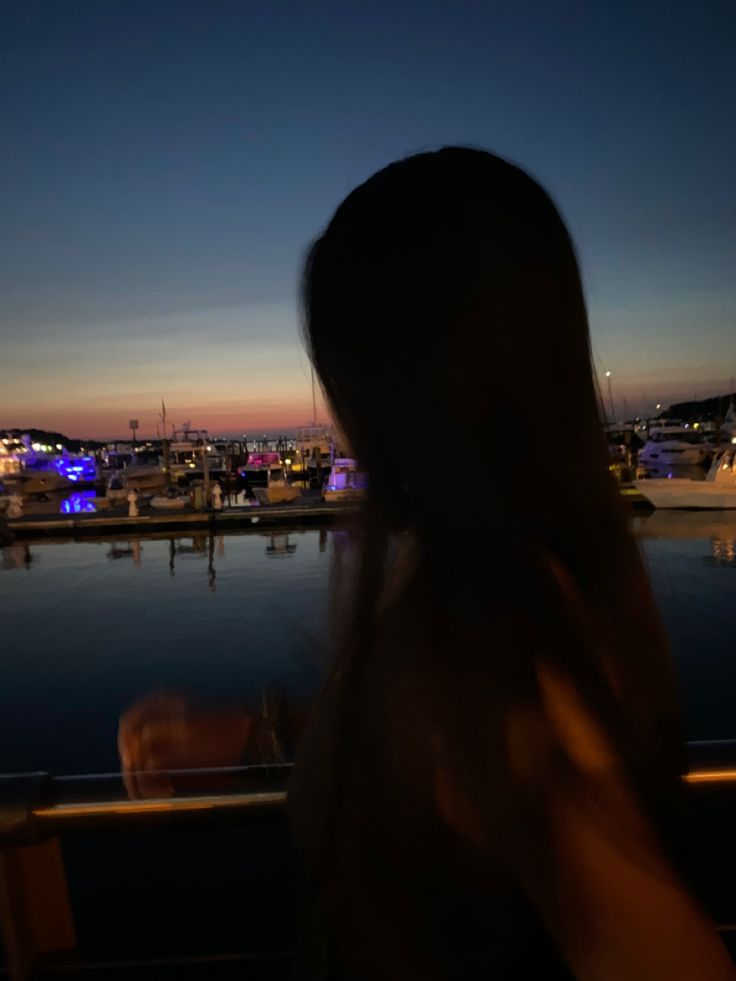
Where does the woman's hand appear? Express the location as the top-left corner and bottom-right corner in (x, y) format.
(117, 691), (252, 799)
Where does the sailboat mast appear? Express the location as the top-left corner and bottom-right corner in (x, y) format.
(311, 365), (317, 425)
(161, 399), (170, 481)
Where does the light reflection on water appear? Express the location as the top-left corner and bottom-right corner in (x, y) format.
(633, 511), (736, 742)
(2, 518), (736, 773)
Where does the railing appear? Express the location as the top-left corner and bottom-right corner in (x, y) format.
(0, 764), (290, 980)
(0, 764), (290, 841)
(2, 746), (736, 979)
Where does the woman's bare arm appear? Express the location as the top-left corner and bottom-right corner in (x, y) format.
(505, 664), (735, 981)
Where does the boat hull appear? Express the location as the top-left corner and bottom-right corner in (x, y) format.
(150, 496), (188, 510)
(639, 448), (709, 467)
(634, 479), (736, 509)
(4, 473), (74, 495)
(106, 468), (168, 492)
(252, 486), (301, 506)
(322, 489), (366, 503)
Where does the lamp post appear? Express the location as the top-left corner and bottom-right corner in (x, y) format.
(605, 371), (615, 425)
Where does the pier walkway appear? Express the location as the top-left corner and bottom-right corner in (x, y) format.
(2, 486), (651, 540)
(3, 493), (361, 539)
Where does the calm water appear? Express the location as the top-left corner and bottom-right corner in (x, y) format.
(2, 516), (736, 775)
(1, 528), (331, 774)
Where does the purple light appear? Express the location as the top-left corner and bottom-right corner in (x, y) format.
(60, 491), (97, 514)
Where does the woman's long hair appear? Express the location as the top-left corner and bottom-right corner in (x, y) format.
(300, 147), (686, 939)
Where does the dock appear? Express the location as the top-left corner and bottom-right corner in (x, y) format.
(3, 494), (360, 540)
(3, 487), (651, 540)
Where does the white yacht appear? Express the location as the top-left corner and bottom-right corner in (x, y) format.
(295, 425), (333, 478)
(635, 448), (736, 509)
(169, 429), (225, 482)
(2, 470), (73, 496)
(102, 443), (166, 498)
(723, 400), (736, 439)
(638, 425), (710, 468)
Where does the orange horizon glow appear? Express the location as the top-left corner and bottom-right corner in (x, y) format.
(0, 398), (331, 441)
(1, 300), (333, 440)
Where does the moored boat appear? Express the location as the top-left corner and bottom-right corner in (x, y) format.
(635, 448), (736, 509)
(322, 458), (367, 503)
(105, 465), (168, 501)
(3, 470), (74, 495)
(240, 450), (283, 486)
(150, 492), (189, 510)
(638, 425), (711, 469)
(252, 465), (301, 505)
(169, 428), (225, 483)
(294, 424), (333, 482)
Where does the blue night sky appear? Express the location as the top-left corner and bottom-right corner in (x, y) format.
(2, 0), (735, 437)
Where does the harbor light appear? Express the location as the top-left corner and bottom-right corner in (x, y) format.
(604, 371), (615, 423)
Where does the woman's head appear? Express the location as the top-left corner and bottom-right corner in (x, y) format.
(303, 147), (605, 529)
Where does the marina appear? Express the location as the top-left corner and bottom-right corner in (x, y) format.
(1, 423), (368, 542)
(5, 412), (736, 979)
(3, 4), (736, 975)
(3, 393), (736, 554)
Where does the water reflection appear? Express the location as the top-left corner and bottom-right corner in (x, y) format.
(633, 510), (736, 541)
(208, 534), (216, 591)
(706, 537), (736, 568)
(265, 533), (297, 556)
(1, 542), (33, 570)
(1, 527), (331, 777)
(107, 541), (143, 562)
(634, 510), (736, 569)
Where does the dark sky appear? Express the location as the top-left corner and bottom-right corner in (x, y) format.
(2, 0), (735, 436)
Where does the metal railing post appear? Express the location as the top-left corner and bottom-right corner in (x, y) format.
(0, 774), (76, 980)
(0, 839), (76, 980)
